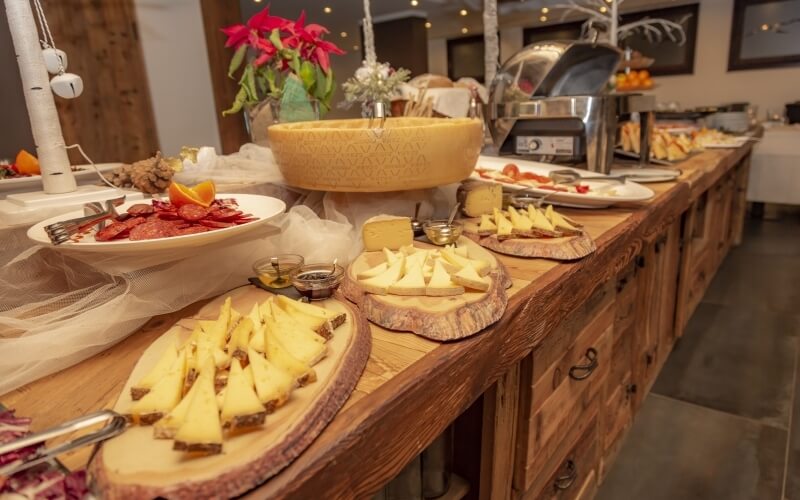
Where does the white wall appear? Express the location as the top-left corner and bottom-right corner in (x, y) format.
(134, 0), (221, 155)
(653, 0), (800, 115)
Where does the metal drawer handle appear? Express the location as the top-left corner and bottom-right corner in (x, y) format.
(554, 459), (577, 490)
(569, 348), (598, 380)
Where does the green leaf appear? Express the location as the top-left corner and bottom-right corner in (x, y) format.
(265, 66), (278, 93)
(299, 61), (316, 91)
(222, 87), (248, 116)
(227, 44), (247, 78)
(269, 29), (283, 50)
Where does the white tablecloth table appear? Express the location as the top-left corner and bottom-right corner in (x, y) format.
(748, 124), (800, 205)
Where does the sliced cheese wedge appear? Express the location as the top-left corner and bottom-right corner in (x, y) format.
(528, 205), (555, 231)
(508, 206), (534, 231)
(269, 302), (326, 345)
(264, 328), (317, 386)
(478, 214), (497, 233)
(451, 263), (491, 292)
(131, 349), (188, 425)
(426, 259), (465, 297)
(383, 247), (399, 265)
(441, 249), (490, 277)
(173, 360), (223, 454)
(359, 255), (405, 295)
(131, 340), (178, 401)
(247, 348), (294, 412)
(362, 215), (413, 251)
(264, 313), (327, 366)
(388, 262), (427, 296)
(357, 261), (388, 280)
(220, 360), (266, 429)
(493, 208), (513, 237)
(227, 317), (253, 361)
(274, 295), (346, 338)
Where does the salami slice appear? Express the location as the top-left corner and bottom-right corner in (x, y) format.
(177, 204), (209, 221)
(124, 217), (147, 229)
(129, 221), (178, 241)
(177, 226), (210, 235)
(210, 209), (242, 221)
(95, 222), (129, 241)
(127, 203), (154, 215)
(198, 220), (236, 229)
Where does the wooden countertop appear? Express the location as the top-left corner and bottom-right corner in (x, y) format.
(1, 144), (754, 498)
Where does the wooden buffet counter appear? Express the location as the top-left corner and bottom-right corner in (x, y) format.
(2, 143), (753, 499)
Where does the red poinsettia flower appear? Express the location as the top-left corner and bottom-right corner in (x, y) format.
(221, 24), (250, 48)
(247, 6), (290, 33)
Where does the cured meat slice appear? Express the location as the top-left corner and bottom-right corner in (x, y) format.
(127, 203), (154, 215)
(177, 204), (209, 221)
(95, 222), (129, 241)
(177, 226), (210, 235)
(210, 209), (243, 221)
(198, 220), (235, 229)
(124, 217), (147, 229)
(129, 221), (178, 241)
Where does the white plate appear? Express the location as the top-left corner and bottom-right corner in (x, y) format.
(0, 163), (122, 194)
(702, 136), (752, 148)
(27, 193), (286, 253)
(611, 167), (681, 183)
(474, 156), (655, 209)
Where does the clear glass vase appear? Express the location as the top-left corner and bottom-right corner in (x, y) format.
(244, 98), (320, 145)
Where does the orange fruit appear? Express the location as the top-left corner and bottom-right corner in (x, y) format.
(168, 180), (216, 207)
(15, 149), (40, 175)
(639, 70), (650, 79)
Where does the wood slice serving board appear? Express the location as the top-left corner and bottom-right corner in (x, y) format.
(464, 230), (597, 260)
(340, 237), (511, 341)
(89, 286), (371, 500)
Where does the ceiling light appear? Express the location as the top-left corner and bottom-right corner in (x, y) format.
(353, 44), (360, 50)
(761, 23), (770, 30)
(540, 15), (548, 22)
(254, 0), (262, 3)
(461, 27), (469, 34)
(425, 21), (432, 28)
(340, 31), (348, 38)
(599, 6), (607, 12)
(411, 0), (419, 5)
(541, 7), (549, 13)
(323, 6), (332, 14)
(460, 9), (468, 16)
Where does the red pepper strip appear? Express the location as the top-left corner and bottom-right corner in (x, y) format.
(575, 184), (590, 194)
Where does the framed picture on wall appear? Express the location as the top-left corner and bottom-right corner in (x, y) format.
(522, 21), (584, 45)
(728, 0), (800, 70)
(447, 35), (488, 82)
(619, 4), (699, 76)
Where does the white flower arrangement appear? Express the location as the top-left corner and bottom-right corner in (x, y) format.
(341, 61), (411, 109)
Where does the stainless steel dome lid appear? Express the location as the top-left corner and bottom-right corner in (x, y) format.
(490, 40), (622, 102)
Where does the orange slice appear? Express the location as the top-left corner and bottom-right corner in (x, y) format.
(15, 150), (40, 175)
(168, 180), (216, 207)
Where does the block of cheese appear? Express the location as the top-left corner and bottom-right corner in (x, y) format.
(362, 215), (413, 251)
(462, 182), (503, 217)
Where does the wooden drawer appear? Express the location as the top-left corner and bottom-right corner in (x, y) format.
(524, 410), (600, 500)
(514, 284), (614, 494)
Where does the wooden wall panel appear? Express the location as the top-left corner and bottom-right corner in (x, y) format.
(43, 0), (158, 164)
(200, 0), (249, 154)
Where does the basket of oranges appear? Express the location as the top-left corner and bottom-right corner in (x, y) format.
(615, 70), (654, 92)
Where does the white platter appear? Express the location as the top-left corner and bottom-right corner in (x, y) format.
(27, 193), (286, 253)
(610, 166), (681, 183)
(0, 163), (122, 194)
(474, 155), (655, 209)
(702, 136), (752, 149)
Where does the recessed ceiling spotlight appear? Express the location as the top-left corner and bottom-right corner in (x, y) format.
(425, 21), (432, 28)
(353, 44), (360, 50)
(540, 15), (548, 22)
(323, 6), (332, 14)
(761, 23), (769, 30)
(541, 7), (549, 13)
(599, 6), (607, 12)
(340, 31), (348, 38)
(254, 0), (262, 3)
(460, 9), (468, 16)
(411, 0), (419, 6)
(461, 27), (469, 34)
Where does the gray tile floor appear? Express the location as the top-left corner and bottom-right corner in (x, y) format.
(597, 214), (800, 500)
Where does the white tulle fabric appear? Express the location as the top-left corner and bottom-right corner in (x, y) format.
(0, 144), (458, 394)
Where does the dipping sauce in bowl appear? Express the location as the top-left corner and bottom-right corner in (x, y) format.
(423, 219), (464, 246)
(291, 263), (344, 300)
(253, 254), (304, 289)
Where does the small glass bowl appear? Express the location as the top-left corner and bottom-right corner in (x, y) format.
(423, 220), (464, 246)
(253, 254), (304, 289)
(290, 263), (345, 300)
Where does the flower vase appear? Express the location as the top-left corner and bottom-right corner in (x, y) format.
(245, 97), (320, 145)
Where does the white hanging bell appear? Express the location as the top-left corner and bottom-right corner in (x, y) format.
(50, 72), (84, 99)
(42, 47), (67, 74)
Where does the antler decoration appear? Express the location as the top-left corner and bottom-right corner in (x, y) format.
(483, 0), (499, 84)
(363, 0), (377, 65)
(555, 0), (688, 47)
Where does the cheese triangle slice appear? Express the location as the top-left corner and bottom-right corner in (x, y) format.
(358, 255), (405, 295)
(173, 359), (223, 454)
(528, 205), (555, 231)
(131, 349), (188, 425)
(383, 247), (399, 265)
(247, 348), (295, 412)
(227, 317), (253, 361)
(426, 259), (465, 297)
(131, 340), (178, 400)
(269, 302), (326, 345)
(508, 206), (534, 231)
(441, 249), (490, 277)
(220, 360), (266, 429)
(451, 263), (491, 292)
(264, 313), (327, 366)
(388, 262), (427, 296)
(493, 208), (513, 236)
(478, 214), (497, 233)
(153, 357), (213, 439)
(357, 261), (388, 280)
(264, 327), (317, 386)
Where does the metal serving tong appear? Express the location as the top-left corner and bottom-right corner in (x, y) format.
(0, 410), (126, 477)
(548, 169), (628, 185)
(43, 196), (126, 245)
